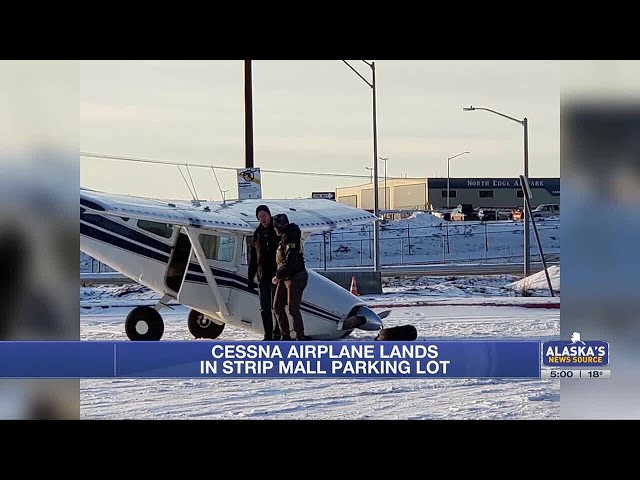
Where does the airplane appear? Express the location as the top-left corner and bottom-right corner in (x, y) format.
(80, 187), (414, 342)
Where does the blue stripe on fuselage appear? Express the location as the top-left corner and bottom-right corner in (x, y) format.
(81, 214), (343, 323)
(81, 210), (172, 254)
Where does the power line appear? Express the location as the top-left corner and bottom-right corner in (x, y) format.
(79, 151), (424, 181)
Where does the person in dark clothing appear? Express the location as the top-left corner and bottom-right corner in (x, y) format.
(271, 213), (310, 341)
(247, 205), (281, 341)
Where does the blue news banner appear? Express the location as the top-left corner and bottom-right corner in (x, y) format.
(0, 341), (541, 379)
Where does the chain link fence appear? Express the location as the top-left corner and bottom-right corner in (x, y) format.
(305, 220), (560, 269)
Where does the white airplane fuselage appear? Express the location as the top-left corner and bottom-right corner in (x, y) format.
(80, 209), (377, 339)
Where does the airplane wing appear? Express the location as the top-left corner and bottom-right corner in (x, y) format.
(80, 188), (255, 233)
(80, 189), (378, 234)
(215, 198), (378, 233)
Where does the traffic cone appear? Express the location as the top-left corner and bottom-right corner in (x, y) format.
(350, 276), (359, 296)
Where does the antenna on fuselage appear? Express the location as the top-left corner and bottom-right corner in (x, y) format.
(177, 165), (199, 206)
(210, 166), (226, 203)
(185, 164), (200, 206)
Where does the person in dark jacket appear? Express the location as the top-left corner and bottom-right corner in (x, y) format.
(247, 205), (281, 341)
(271, 213), (310, 341)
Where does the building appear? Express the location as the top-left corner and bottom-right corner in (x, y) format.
(335, 177), (559, 213)
(427, 177), (559, 209)
(335, 178), (428, 212)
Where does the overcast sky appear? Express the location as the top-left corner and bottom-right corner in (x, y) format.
(80, 60), (560, 200)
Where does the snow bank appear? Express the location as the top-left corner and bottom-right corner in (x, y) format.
(506, 265), (560, 293)
(394, 211), (445, 227)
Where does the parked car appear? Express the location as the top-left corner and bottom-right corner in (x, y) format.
(496, 210), (512, 220)
(532, 203), (560, 219)
(451, 204), (479, 221)
(478, 209), (497, 221)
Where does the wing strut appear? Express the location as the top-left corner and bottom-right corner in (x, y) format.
(182, 227), (231, 319)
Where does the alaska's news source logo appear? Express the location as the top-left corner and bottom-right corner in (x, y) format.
(543, 332), (609, 366)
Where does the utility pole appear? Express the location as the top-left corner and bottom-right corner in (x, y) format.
(244, 60), (254, 168)
(380, 157), (389, 210)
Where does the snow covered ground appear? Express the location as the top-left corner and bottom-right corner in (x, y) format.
(80, 272), (560, 420)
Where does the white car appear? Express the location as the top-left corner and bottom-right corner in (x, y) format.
(532, 204), (559, 219)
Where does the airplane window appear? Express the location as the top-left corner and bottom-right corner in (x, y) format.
(137, 219), (174, 238)
(199, 234), (235, 262)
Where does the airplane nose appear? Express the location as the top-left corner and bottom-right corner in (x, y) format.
(337, 305), (383, 332)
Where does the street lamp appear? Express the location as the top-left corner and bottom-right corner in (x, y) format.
(343, 60), (381, 272)
(365, 166), (373, 184)
(463, 105), (530, 275)
(447, 151), (470, 209)
(379, 157), (389, 210)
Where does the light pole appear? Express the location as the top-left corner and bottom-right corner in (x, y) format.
(343, 60), (380, 272)
(379, 157), (389, 210)
(447, 151), (470, 209)
(463, 105), (530, 275)
(365, 166), (373, 184)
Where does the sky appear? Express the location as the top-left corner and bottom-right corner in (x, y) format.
(80, 60), (560, 201)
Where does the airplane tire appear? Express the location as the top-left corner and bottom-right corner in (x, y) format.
(188, 309), (225, 339)
(125, 306), (164, 341)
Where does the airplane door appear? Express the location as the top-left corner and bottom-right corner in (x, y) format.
(166, 229), (235, 315)
(165, 232), (191, 294)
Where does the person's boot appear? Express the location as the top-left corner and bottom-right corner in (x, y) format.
(260, 310), (275, 341)
(272, 328), (281, 341)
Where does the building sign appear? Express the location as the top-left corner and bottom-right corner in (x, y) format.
(466, 179), (547, 188)
(312, 192), (336, 200)
(427, 178), (560, 196)
(237, 168), (262, 200)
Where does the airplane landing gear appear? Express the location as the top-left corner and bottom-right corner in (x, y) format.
(188, 309), (225, 339)
(125, 306), (165, 341)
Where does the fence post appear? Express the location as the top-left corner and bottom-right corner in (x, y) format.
(400, 237), (404, 264)
(329, 232), (332, 261)
(446, 222), (450, 253)
(323, 232), (327, 270)
(442, 235), (446, 263)
(360, 239), (363, 266)
(484, 221), (488, 260)
(407, 225), (411, 255)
